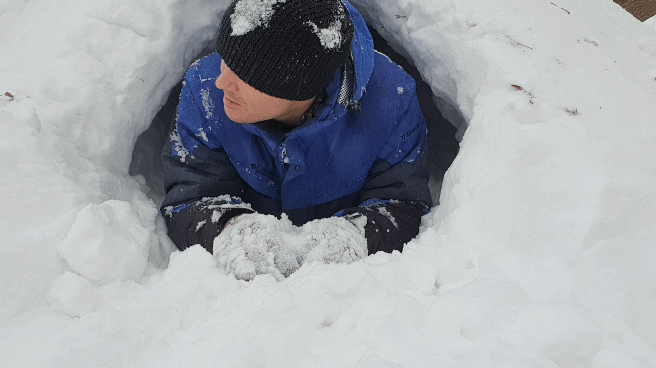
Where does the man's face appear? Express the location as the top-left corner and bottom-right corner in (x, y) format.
(215, 60), (297, 124)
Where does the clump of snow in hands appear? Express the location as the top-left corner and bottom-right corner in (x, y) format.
(230, 0), (285, 36)
(2, 0), (656, 367)
(214, 214), (367, 281)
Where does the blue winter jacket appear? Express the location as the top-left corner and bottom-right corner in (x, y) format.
(161, 2), (432, 254)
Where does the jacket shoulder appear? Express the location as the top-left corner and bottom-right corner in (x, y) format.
(357, 51), (420, 133)
(184, 52), (222, 88)
(367, 51), (417, 94)
(176, 52), (226, 150)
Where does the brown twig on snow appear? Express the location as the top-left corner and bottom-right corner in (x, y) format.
(550, 2), (571, 15)
(511, 85), (535, 104)
(4, 92), (14, 101)
(507, 36), (534, 50)
(566, 108), (579, 116)
(516, 42), (533, 50)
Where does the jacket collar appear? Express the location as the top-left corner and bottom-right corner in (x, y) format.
(317, 1), (374, 120)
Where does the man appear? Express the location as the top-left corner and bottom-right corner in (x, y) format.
(161, 0), (432, 280)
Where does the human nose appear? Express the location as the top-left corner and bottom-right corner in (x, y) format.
(215, 62), (234, 91)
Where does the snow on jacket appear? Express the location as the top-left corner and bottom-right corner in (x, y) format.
(161, 1), (432, 254)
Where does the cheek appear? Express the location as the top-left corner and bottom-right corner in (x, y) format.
(247, 96), (288, 118)
(225, 85), (293, 123)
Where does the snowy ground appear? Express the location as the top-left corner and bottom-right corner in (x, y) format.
(2, 0), (656, 367)
(646, 13), (656, 30)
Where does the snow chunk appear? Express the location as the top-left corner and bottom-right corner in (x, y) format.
(57, 200), (155, 284)
(46, 272), (96, 317)
(397, 86), (404, 94)
(163, 205), (174, 217)
(230, 0), (285, 36)
(307, 19), (343, 49)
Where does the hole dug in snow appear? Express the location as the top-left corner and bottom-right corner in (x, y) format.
(130, 29), (462, 207)
(368, 27), (461, 204)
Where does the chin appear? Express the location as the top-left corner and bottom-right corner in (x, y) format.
(224, 107), (255, 124)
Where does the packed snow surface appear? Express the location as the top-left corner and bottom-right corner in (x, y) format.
(2, 0), (656, 367)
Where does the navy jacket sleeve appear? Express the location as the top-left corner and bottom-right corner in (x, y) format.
(338, 83), (432, 254)
(160, 75), (253, 252)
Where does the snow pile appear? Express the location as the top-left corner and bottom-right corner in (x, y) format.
(2, 0), (656, 367)
(58, 200), (156, 284)
(0, 0), (224, 325)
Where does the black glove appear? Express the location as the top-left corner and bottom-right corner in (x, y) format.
(162, 195), (254, 252)
(339, 200), (429, 254)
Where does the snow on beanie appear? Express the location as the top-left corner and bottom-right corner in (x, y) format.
(216, 0), (354, 101)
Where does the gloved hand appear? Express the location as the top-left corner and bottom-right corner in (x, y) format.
(213, 213), (300, 281)
(301, 217), (368, 264)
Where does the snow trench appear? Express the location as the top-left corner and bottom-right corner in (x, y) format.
(4, 1), (656, 366)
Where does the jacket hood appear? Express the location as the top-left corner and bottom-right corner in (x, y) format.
(343, 0), (374, 102)
(303, 1), (373, 126)
(242, 1), (374, 138)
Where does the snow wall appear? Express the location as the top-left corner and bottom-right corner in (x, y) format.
(2, 0), (656, 367)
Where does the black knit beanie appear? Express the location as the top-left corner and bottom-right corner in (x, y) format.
(216, 0), (354, 101)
